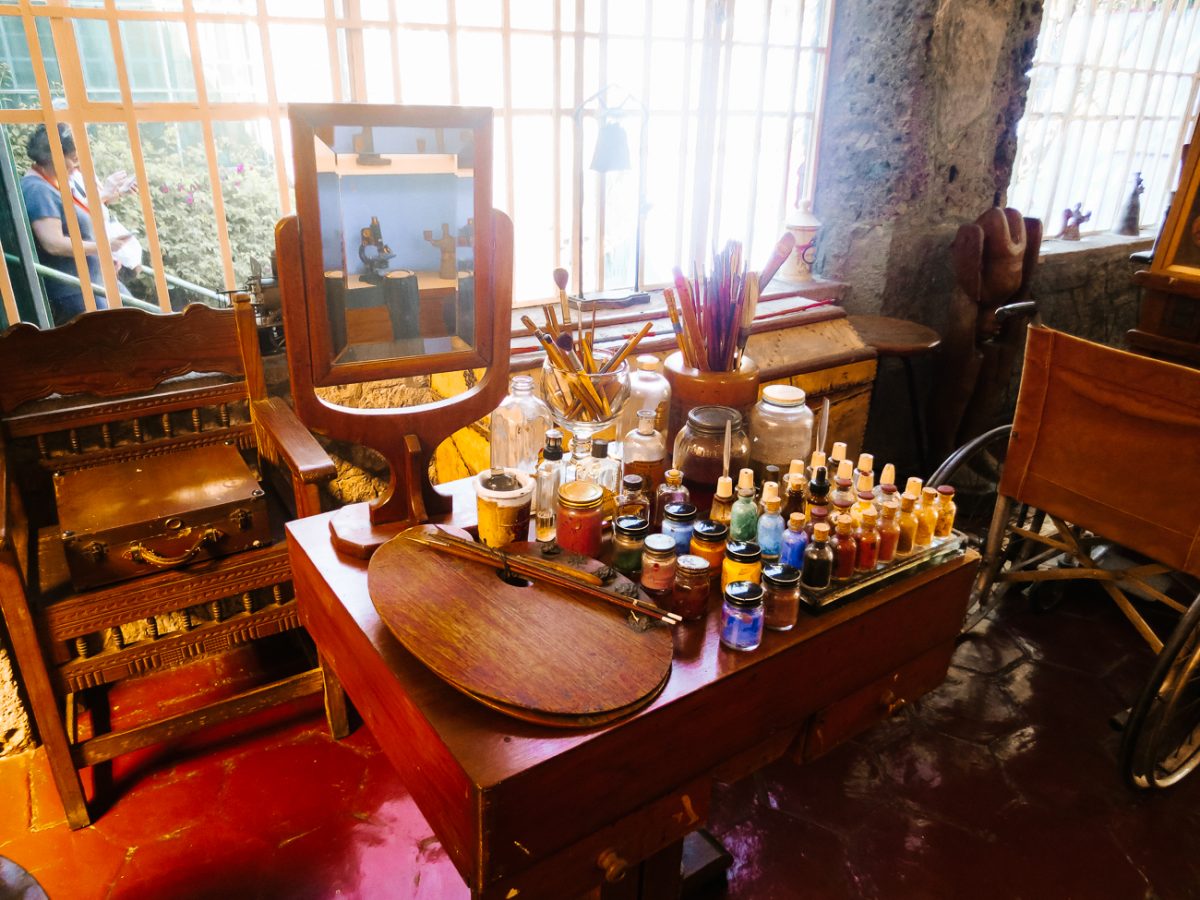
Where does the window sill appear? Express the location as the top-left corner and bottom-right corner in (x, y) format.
(507, 274), (849, 370)
(1038, 230), (1155, 260)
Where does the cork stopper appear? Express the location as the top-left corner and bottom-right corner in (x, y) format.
(937, 485), (956, 497)
(737, 468), (756, 492)
(810, 449), (827, 470)
(862, 505), (878, 524)
(835, 514), (854, 534)
(764, 495), (781, 513)
(880, 463), (896, 486)
(881, 499), (900, 518)
(665, 468), (683, 486)
(905, 476), (924, 496)
(856, 452), (873, 473)
(761, 481), (780, 503)
(900, 491), (917, 510)
(715, 475), (733, 499)
(830, 441), (847, 463)
(836, 458), (854, 481)
(788, 512), (805, 530)
(812, 522), (831, 541)
(856, 472), (873, 494)
(788, 458), (805, 478)
(921, 486), (938, 502)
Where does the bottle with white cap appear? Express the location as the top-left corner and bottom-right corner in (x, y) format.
(748, 383), (814, 481)
(618, 354), (671, 438)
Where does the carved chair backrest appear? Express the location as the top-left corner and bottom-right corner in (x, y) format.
(0, 305), (260, 536)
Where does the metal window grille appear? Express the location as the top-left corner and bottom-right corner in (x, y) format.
(0, 0), (833, 326)
(1008, 0), (1200, 237)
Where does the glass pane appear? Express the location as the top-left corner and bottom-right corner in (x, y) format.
(194, 0), (256, 10)
(269, 24), (332, 102)
(72, 18), (120, 102)
(0, 17), (62, 108)
(359, 0), (390, 20)
(119, 21), (197, 102)
(457, 32), (503, 107)
(400, 0), (446, 25)
(115, 0), (183, 10)
(456, 0), (501, 28)
(732, 0), (768, 43)
(362, 28), (396, 103)
(138, 121), (225, 297)
(510, 0), (554, 31)
(198, 22), (267, 103)
(607, 0), (646, 37)
(510, 115), (554, 303)
(509, 34), (553, 109)
(645, 39), (686, 111)
(214, 120), (281, 286)
(397, 29), (450, 104)
(267, 0), (324, 16)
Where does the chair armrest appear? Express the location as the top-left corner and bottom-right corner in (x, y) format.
(251, 397), (337, 485)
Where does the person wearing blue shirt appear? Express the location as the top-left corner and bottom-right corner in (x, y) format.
(20, 124), (133, 325)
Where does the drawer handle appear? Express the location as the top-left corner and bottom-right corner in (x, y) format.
(597, 848), (629, 883)
(126, 528), (225, 568)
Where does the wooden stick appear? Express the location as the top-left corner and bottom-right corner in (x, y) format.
(758, 232), (797, 290)
(416, 528), (605, 585)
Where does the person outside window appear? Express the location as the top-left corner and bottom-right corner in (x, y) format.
(20, 123), (136, 325)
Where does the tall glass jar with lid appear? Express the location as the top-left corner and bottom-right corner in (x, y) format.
(490, 374), (553, 474)
(672, 405), (750, 515)
(748, 385), (813, 481)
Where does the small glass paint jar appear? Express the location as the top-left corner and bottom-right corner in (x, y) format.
(934, 485), (957, 538)
(720, 581), (765, 652)
(878, 499), (901, 563)
(639, 533), (678, 600)
(801, 522), (834, 591)
(662, 501), (697, 555)
(611, 515), (649, 578)
(856, 506), (880, 571)
(556, 480), (604, 558)
(721, 540), (762, 591)
(689, 519), (728, 574)
(897, 492), (918, 556)
(762, 563), (801, 631)
(672, 554), (711, 621)
(915, 486), (939, 549)
(831, 514), (857, 582)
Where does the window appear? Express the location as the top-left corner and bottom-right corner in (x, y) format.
(1008, 0), (1200, 237)
(0, 0), (832, 326)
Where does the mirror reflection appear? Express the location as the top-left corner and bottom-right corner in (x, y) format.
(315, 125), (476, 363)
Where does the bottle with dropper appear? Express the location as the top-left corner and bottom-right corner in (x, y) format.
(805, 465), (830, 522)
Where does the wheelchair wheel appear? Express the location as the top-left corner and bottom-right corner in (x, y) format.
(1120, 593), (1200, 789)
(929, 425), (1039, 632)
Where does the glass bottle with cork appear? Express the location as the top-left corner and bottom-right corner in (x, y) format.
(617, 474), (651, 521)
(781, 512), (808, 568)
(827, 442), (848, 482)
(654, 468), (690, 528)
(757, 484), (785, 564)
(801, 522), (834, 591)
(782, 459), (808, 522)
(856, 506), (880, 571)
(623, 409), (668, 494)
(709, 475), (735, 527)
(729, 468), (759, 543)
(534, 429), (564, 542)
(830, 458), (856, 508)
(831, 514), (858, 581)
(807, 449), (827, 483)
(853, 476), (877, 528)
(934, 485), (957, 538)
(490, 374), (552, 475)
(914, 486), (939, 549)
(806, 505), (830, 539)
(896, 492), (919, 555)
(877, 462), (899, 510)
(878, 499), (901, 563)
(853, 452), (874, 492)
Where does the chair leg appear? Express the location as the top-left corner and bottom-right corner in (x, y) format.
(320, 653), (351, 740)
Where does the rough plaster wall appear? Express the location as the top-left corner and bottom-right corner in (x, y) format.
(0, 643), (32, 754)
(814, 0), (1043, 329)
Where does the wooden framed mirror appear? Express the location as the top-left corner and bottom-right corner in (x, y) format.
(277, 104), (512, 555)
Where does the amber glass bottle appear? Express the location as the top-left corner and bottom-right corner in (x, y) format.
(830, 514), (857, 581)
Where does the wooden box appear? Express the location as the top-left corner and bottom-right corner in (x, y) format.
(53, 443), (271, 591)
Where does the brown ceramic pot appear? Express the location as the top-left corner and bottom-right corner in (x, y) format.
(662, 351), (760, 447)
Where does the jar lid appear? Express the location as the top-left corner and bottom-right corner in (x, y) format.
(685, 405), (743, 435)
(725, 540), (761, 562)
(664, 501), (697, 522)
(693, 519), (729, 542)
(762, 384), (807, 407)
(558, 480), (604, 509)
(622, 474), (644, 490)
(644, 533), (676, 554)
(810, 505), (829, 520)
(480, 467), (523, 492)
(614, 515), (649, 536)
(636, 354), (662, 372)
(937, 485), (956, 497)
(724, 580), (765, 608)
(677, 554), (709, 574)
(763, 563), (801, 586)
(592, 438), (611, 458)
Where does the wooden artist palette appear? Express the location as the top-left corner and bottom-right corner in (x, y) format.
(368, 525), (673, 727)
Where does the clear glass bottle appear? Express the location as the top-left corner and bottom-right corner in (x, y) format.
(762, 563), (801, 631)
(662, 501), (698, 555)
(757, 494), (785, 563)
(534, 429), (564, 542)
(721, 581), (766, 652)
(801, 522), (834, 591)
(878, 463), (898, 499)
(934, 485), (957, 538)
(563, 435), (593, 484)
(827, 442), (848, 481)
(856, 505), (880, 571)
(853, 484), (876, 529)
(781, 512), (808, 569)
(897, 492), (919, 556)
(617, 474), (651, 521)
(748, 385), (813, 481)
(729, 469), (759, 543)
(580, 438), (620, 520)
(612, 515), (649, 578)
(619, 355), (671, 437)
(878, 499), (901, 563)
(831, 514), (857, 581)
(915, 486), (939, 549)
(654, 468), (690, 528)
(623, 409), (668, 494)
(709, 475), (734, 527)
(853, 452), (874, 491)
(830, 462), (855, 510)
(782, 459), (808, 522)
(672, 405), (751, 514)
(490, 374), (552, 475)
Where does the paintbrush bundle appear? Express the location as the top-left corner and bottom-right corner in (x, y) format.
(665, 233), (796, 373)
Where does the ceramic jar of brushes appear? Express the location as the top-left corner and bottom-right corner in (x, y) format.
(662, 351), (760, 447)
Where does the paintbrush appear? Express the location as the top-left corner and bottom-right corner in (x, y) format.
(758, 232), (797, 290)
(553, 267), (571, 326)
(734, 272), (759, 369)
(723, 418), (731, 479)
(817, 397), (830, 457)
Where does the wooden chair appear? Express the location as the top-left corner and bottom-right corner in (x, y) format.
(0, 296), (336, 828)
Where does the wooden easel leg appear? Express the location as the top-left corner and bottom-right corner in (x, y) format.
(320, 654), (351, 740)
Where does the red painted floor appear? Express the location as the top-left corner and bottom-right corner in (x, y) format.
(2, 584), (1199, 899)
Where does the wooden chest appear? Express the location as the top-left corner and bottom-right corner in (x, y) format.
(53, 443), (271, 591)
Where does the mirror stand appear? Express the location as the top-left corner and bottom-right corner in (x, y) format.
(275, 210), (513, 558)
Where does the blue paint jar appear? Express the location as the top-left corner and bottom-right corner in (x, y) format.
(720, 581), (765, 652)
(661, 501), (697, 555)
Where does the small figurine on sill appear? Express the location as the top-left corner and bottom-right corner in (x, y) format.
(1114, 172), (1144, 236)
(357, 216), (395, 282)
(424, 222), (459, 279)
(1059, 203), (1091, 241)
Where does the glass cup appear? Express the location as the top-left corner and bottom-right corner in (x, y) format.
(474, 468), (534, 548)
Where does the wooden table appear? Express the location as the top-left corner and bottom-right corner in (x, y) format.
(287, 510), (977, 899)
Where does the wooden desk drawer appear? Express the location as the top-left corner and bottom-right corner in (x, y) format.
(481, 778), (710, 900)
(795, 639), (957, 763)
